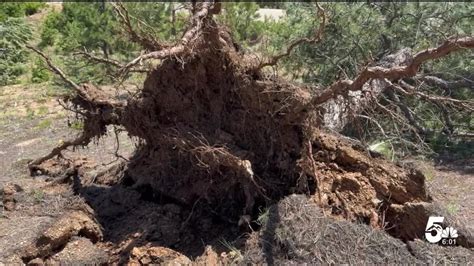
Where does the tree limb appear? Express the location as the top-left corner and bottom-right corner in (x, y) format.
(258, 3), (326, 69)
(396, 80), (474, 111)
(385, 89), (427, 135)
(73, 50), (149, 73)
(28, 133), (90, 174)
(111, 2), (166, 51)
(120, 1), (214, 75)
(418, 74), (474, 91)
(312, 36), (474, 105)
(26, 45), (81, 92)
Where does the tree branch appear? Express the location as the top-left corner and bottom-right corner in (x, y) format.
(27, 45), (124, 108)
(111, 2), (165, 51)
(26, 45), (81, 92)
(258, 3), (326, 69)
(120, 1), (214, 75)
(73, 50), (149, 73)
(312, 36), (474, 105)
(385, 89), (427, 135)
(418, 74), (474, 92)
(28, 133), (90, 174)
(396, 80), (474, 111)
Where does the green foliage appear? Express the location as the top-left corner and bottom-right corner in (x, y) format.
(263, 3), (473, 157)
(31, 58), (50, 83)
(218, 3), (265, 46)
(39, 3), (183, 84)
(369, 141), (395, 161)
(0, 18), (32, 86)
(0, 2), (45, 22)
(124, 3), (187, 43)
(36, 119), (52, 130)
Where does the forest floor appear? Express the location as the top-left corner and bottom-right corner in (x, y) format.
(1, 83), (473, 264)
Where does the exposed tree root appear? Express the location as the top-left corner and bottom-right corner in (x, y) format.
(28, 1), (474, 247)
(28, 134), (90, 175)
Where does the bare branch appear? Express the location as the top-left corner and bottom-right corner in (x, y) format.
(396, 80), (474, 111)
(385, 89), (427, 135)
(28, 46), (124, 108)
(258, 3), (326, 69)
(120, 1), (214, 75)
(111, 2), (165, 51)
(73, 50), (149, 73)
(26, 45), (80, 92)
(312, 36), (474, 105)
(418, 74), (474, 91)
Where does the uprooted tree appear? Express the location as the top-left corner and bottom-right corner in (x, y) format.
(28, 2), (473, 241)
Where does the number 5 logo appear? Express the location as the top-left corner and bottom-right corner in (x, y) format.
(425, 216), (444, 243)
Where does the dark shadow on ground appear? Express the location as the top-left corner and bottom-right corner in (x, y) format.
(73, 174), (245, 263)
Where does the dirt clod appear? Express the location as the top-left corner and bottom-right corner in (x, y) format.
(22, 210), (103, 261)
(47, 237), (108, 265)
(2, 184), (17, 211)
(386, 202), (474, 248)
(27, 258), (44, 265)
(194, 246), (227, 265)
(129, 245), (191, 265)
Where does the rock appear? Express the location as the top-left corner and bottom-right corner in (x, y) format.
(129, 245), (191, 265)
(47, 237), (108, 265)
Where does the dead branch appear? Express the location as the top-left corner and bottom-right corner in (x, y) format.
(26, 45), (81, 92)
(119, 1), (214, 75)
(258, 3), (326, 69)
(28, 46), (125, 109)
(73, 50), (149, 73)
(396, 80), (474, 111)
(111, 2), (165, 51)
(312, 36), (474, 106)
(385, 89), (427, 135)
(418, 74), (474, 92)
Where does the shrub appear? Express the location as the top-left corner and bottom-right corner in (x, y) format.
(0, 18), (32, 86)
(31, 58), (50, 83)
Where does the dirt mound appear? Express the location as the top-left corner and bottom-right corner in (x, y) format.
(47, 237), (108, 265)
(407, 239), (474, 264)
(129, 245), (192, 265)
(241, 194), (474, 264)
(242, 194), (421, 264)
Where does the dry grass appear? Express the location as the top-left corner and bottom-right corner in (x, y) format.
(243, 194), (420, 264)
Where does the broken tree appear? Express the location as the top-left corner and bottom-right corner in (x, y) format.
(29, 2), (474, 240)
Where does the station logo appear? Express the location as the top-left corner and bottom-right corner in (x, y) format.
(425, 216), (458, 246)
